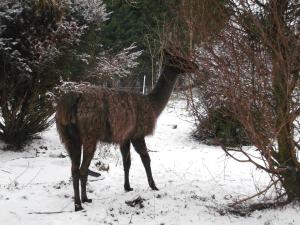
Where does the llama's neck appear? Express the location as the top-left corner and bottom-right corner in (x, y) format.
(147, 65), (179, 116)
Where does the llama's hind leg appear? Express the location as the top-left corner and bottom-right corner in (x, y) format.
(120, 140), (133, 191)
(131, 138), (158, 191)
(80, 139), (97, 203)
(66, 140), (83, 211)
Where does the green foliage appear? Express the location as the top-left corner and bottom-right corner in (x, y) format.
(0, 0), (106, 149)
(55, 24), (103, 82)
(210, 108), (249, 146)
(101, 0), (167, 51)
(0, 0), (64, 149)
(0, 94), (54, 149)
(100, 0), (174, 86)
(194, 108), (249, 147)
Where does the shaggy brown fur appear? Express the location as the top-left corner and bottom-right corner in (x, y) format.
(55, 50), (196, 211)
(57, 88), (156, 144)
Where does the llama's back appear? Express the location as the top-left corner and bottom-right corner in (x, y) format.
(75, 86), (156, 144)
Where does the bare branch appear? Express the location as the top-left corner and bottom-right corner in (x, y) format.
(229, 179), (279, 207)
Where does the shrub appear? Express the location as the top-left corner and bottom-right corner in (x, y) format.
(193, 107), (249, 146)
(0, 0), (108, 149)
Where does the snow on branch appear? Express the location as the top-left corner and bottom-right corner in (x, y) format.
(90, 44), (143, 80)
(55, 44), (142, 95)
(69, 0), (110, 23)
(0, 0), (108, 76)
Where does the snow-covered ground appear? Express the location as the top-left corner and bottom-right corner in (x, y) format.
(0, 98), (299, 225)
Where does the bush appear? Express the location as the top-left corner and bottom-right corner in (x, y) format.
(0, 0), (107, 149)
(0, 94), (53, 149)
(193, 107), (249, 146)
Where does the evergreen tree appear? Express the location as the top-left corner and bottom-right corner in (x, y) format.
(101, 0), (174, 88)
(0, 0), (108, 148)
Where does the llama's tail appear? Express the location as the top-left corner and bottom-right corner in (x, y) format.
(55, 93), (81, 145)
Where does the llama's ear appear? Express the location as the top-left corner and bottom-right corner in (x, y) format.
(188, 60), (199, 73)
(163, 48), (181, 64)
(163, 48), (173, 58)
(163, 48), (199, 73)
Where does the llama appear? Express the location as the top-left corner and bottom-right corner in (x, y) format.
(55, 50), (196, 211)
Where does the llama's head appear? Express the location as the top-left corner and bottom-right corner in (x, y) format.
(163, 49), (198, 75)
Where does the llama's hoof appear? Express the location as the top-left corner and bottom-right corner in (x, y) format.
(124, 185), (133, 192)
(151, 185), (159, 191)
(75, 204), (84, 211)
(82, 198), (92, 203)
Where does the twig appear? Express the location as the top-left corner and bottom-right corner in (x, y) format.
(115, 211), (120, 225)
(60, 200), (73, 211)
(1, 169), (11, 174)
(89, 177), (105, 182)
(229, 180), (279, 207)
(24, 168), (43, 187)
(8, 162), (30, 186)
(9, 156), (37, 161)
(127, 214), (133, 224)
(221, 144), (278, 174)
(28, 210), (74, 215)
(29, 200), (74, 215)
(224, 198), (292, 217)
(153, 195), (156, 221)
(147, 148), (158, 152)
(92, 197), (112, 201)
(202, 159), (219, 184)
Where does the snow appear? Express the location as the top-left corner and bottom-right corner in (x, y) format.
(0, 98), (300, 225)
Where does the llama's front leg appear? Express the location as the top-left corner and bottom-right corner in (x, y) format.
(71, 162), (82, 211)
(66, 140), (83, 211)
(131, 138), (158, 190)
(80, 140), (97, 203)
(120, 140), (133, 191)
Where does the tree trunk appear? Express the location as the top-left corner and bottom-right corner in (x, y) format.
(269, 0), (300, 200)
(272, 55), (300, 199)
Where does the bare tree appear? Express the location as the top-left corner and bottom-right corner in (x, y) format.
(174, 0), (300, 202)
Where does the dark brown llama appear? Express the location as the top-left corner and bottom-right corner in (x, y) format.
(55, 50), (196, 211)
